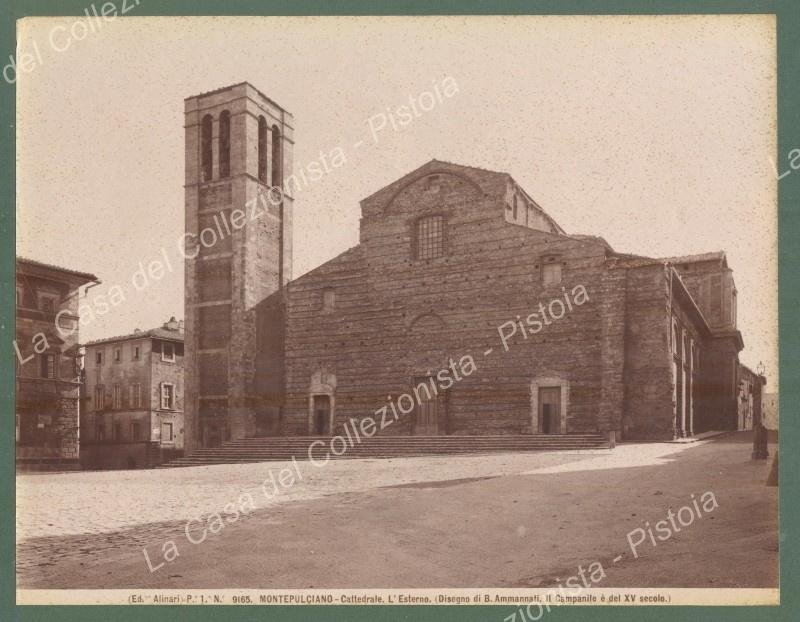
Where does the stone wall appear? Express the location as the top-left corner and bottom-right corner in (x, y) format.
(674, 259), (736, 331)
(282, 162), (614, 436)
(617, 264), (671, 439)
(184, 83), (294, 450)
(701, 335), (741, 431)
(16, 265), (86, 463)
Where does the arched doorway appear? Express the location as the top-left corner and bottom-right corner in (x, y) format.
(307, 371), (336, 435)
(312, 395), (332, 435)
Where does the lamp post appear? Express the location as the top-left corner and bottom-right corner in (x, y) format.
(751, 361), (768, 460)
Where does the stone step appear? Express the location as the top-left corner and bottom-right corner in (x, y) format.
(158, 434), (610, 468)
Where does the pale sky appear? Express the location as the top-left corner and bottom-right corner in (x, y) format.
(15, 15), (778, 387)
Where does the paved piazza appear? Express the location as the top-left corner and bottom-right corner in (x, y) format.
(18, 449), (612, 542)
(16, 435), (779, 589)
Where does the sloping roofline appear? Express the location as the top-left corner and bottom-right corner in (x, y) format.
(185, 81), (290, 113)
(84, 326), (184, 347)
(17, 256), (99, 284)
(360, 159), (566, 234)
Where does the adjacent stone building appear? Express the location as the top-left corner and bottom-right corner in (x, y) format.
(183, 82), (749, 450)
(15, 257), (98, 470)
(81, 318), (185, 468)
(736, 363), (762, 432)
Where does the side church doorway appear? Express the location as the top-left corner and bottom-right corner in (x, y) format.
(313, 395), (331, 435)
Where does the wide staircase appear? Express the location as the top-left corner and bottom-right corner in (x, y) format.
(159, 433), (611, 468)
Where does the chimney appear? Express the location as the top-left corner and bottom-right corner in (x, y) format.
(164, 316), (179, 331)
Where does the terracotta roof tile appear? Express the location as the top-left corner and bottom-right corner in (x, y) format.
(16, 256), (98, 282)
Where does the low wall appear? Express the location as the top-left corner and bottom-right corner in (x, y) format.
(80, 441), (183, 470)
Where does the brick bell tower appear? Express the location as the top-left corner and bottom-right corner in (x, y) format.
(184, 83), (293, 452)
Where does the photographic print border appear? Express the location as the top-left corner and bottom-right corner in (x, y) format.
(1, 1), (796, 620)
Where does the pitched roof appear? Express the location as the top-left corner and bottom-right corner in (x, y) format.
(185, 81), (290, 114)
(360, 159), (508, 204)
(361, 159), (568, 234)
(606, 250), (728, 270)
(660, 251), (726, 266)
(568, 234), (614, 251)
(84, 325), (184, 347)
(16, 256), (99, 283)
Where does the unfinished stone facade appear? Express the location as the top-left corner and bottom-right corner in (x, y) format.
(184, 83), (747, 446)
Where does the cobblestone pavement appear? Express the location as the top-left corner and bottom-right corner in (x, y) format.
(16, 435), (778, 590)
(17, 449), (610, 549)
(17, 450), (605, 582)
(16, 443), (700, 584)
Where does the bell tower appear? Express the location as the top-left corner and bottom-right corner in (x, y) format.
(183, 83), (293, 451)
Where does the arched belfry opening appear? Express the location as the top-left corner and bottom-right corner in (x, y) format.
(271, 124), (281, 186)
(258, 115), (268, 183)
(200, 114), (213, 182)
(218, 110), (231, 178)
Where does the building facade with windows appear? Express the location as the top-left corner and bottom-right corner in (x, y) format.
(81, 317), (184, 469)
(736, 363), (763, 432)
(183, 83), (748, 450)
(15, 257), (99, 470)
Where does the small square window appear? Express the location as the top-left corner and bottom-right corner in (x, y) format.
(542, 262), (562, 286)
(322, 288), (335, 314)
(39, 295), (56, 314)
(162, 343), (175, 362)
(40, 353), (57, 379)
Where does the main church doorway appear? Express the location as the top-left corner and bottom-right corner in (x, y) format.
(538, 386), (562, 434)
(412, 376), (446, 435)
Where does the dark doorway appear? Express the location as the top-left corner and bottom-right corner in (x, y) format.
(313, 395), (331, 435)
(203, 423), (222, 448)
(17, 410), (46, 446)
(412, 377), (446, 435)
(539, 386), (561, 434)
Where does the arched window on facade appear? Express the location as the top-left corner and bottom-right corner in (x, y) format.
(671, 319), (679, 355)
(258, 116), (268, 183)
(271, 125), (281, 186)
(218, 110), (231, 178)
(200, 114), (213, 182)
(682, 331), (689, 364)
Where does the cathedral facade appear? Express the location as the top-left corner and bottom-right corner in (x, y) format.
(183, 83), (745, 452)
